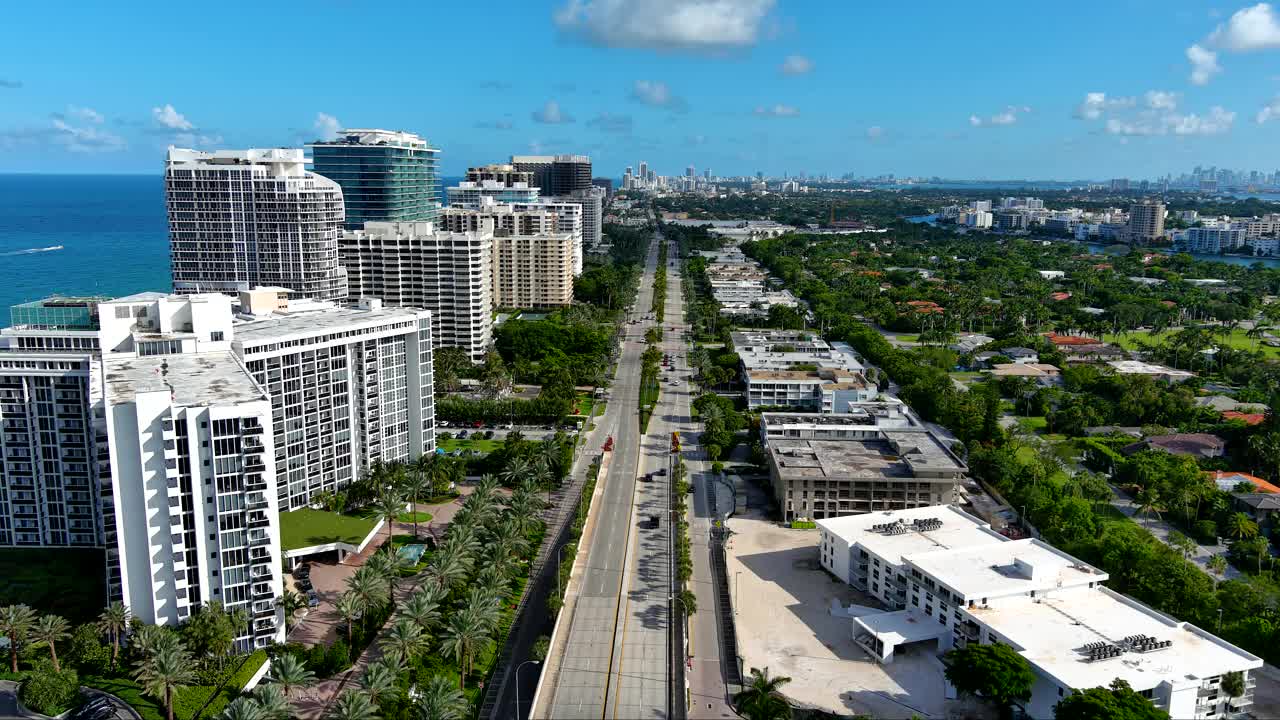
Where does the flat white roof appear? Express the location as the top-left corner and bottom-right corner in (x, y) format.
(103, 352), (267, 407)
(234, 305), (429, 345)
(854, 609), (949, 646)
(906, 538), (1106, 600)
(817, 506), (1004, 562)
(971, 587), (1261, 692)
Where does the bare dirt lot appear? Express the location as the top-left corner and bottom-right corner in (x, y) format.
(725, 514), (989, 719)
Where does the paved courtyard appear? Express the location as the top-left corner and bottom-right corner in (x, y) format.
(724, 515), (988, 719)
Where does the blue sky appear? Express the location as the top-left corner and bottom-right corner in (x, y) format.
(3, 0), (1280, 179)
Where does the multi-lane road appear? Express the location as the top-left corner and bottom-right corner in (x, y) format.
(540, 216), (735, 719)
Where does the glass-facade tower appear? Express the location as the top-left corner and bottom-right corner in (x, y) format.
(311, 129), (441, 230)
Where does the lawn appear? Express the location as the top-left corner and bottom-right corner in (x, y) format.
(278, 508), (379, 551)
(437, 437), (502, 454)
(397, 510), (434, 524)
(0, 548), (105, 622)
(1017, 415), (1048, 433)
(1104, 328), (1280, 358)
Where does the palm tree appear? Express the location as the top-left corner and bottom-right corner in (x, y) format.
(400, 590), (441, 636)
(252, 682), (291, 720)
(380, 618), (429, 662)
(269, 653), (316, 699)
(31, 614), (71, 672)
(463, 588), (501, 634)
(132, 623), (179, 660)
(335, 591), (362, 646)
(1207, 554), (1229, 578)
(1134, 488), (1165, 527)
(346, 566), (389, 619)
(217, 697), (265, 720)
(400, 469), (430, 539)
(98, 601), (130, 671)
(369, 546), (414, 609)
(1225, 512), (1260, 541)
(426, 544), (472, 596)
(440, 611), (487, 688)
(414, 675), (469, 720)
(135, 644), (197, 720)
(330, 689), (380, 720)
(500, 456), (532, 490)
(0, 604), (36, 673)
(733, 666), (793, 720)
(361, 661), (398, 707)
(374, 490), (404, 546)
(277, 589), (307, 629)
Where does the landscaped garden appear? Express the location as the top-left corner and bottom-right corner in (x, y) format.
(278, 507), (380, 552)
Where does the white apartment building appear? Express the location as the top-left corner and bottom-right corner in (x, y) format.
(1181, 226), (1247, 254)
(0, 298), (107, 547)
(341, 221), (494, 363)
(446, 180), (540, 207)
(732, 330), (865, 374)
(165, 148), (348, 302)
(231, 290), (434, 510)
(966, 211), (993, 229)
(817, 507), (1262, 719)
(514, 200), (584, 275)
(734, 330), (876, 411)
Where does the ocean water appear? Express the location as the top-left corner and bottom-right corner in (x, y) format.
(0, 174), (170, 318)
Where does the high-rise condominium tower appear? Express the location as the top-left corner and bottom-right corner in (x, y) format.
(310, 129), (441, 230)
(341, 222), (495, 363)
(166, 148), (348, 302)
(509, 154), (593, 195)
(1128, 199), (1166, 245)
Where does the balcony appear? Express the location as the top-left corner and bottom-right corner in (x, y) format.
(246, 493), (268, 510)
(252, 582), (274, 599)
(248, 531), (270, 547)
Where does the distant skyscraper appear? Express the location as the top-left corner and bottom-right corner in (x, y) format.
(704, 169), (711, 180)
(509, 155), (593, 195)
(686, 165), (695, 178)
(165, 148), (348, 302)
(310, 129), (441, 230)
(639, 161), (648, 180)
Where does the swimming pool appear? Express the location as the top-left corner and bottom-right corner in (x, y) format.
(397, 543), (426, 564)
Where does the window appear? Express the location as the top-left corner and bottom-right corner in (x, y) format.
(211, 331), (224, 341)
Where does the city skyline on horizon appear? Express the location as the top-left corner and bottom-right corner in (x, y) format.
(4, 1), (1280, 179)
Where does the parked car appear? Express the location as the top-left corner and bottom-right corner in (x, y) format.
(307, 592), (320, 608)
(457, 429), (468, 438)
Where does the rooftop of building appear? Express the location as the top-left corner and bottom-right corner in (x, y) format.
(970, 585), (1260, 692)
(907, 538), (1105, 600)
(760, 405), (915, 428)
(310, 128), (436, 150)
(233, 303), (429, 345)
(1108, 360), (1196, 377)
(769, 433), (965, 482)
(103, 352), (267, 407)
(8, 295), (112, 331)
(1122, 433), (1226, 456)
(817, 505), (1005, 562)
(988, 363), (1061, 377)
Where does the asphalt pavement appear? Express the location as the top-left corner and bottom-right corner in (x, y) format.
(547, 225), (667, 719)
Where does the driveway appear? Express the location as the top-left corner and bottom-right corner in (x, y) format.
(0, 680), (140, 720)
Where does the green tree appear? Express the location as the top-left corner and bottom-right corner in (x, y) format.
(361, 660), (399, 706)
(943, 643), (1035, 715)
(1224, 512), (1259, 541)
(374, 490), (404, 547)
(31, 614), (71, 672)
(380, 619), (430, 662)
(0, 604), (36, 673)
(1053, 678), (1170, 720)
(19, 659), (79, 716)
(400, 465), (431, 539)
(217, 697), (265, 720)
(182, 601), (243, 659)
(330, 688), (380, 720)
(433, 346), (472, 395)
(678, 589), (698, 616)
(1221, 670), (1246, 707)
(278, 589), (307, 630)
(733, 666), (793, 720)
(252, 682), (292, 720)
(269, 653), (316, 698)
(335, 591), (363, 646)
(414, 675), (469, 720)
(135, 644), (197, 720)
(401, 589), (441, 636)
(440, 610), (487, 688)
(64, 622), (111, 672)
(98, 601), (130, 671)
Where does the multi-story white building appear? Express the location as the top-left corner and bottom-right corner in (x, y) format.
(1180, 226), (1247, 254)
(0, 297), (108, 547)
(231, 290), (434, 510)
(817, 506), (1262, 719)
(446, 179), (540, 207)
(340, 221), (494, 363)
(732, 330), (865, 374)
(165, 148), (348, 302)
(491, 233), (577, 308)
(514, 200), (584, 275)
(734, 333), (876, 412)
(99, 303), (284, 649)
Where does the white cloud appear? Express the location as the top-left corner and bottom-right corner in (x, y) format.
(754, 104), (798, 117)
(780, 55), (813, 75)
(1074, 92), (1137, 120)
(866, 125), (884, 139)
(532, 100), (574, 124)
(970, 105), (1030, 127)
(171, 132), (223, 148)
(1208, 2), (1280, 50)
(314, 112), (341, 141)
(1257, 96), (1280, 123)
(630, 80), (686, 110)
(553, 0), (775, 52)
(152, 104), (194, 130)
(67, 106), (103, 124)
(1144, 90), (1179, 111)
(51, 118), (125, 153)
(1187, 44), (1222, 85)
(1103, 105), (1235, 136)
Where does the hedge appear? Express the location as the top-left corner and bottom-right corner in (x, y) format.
(1077, 437), (1124, 472)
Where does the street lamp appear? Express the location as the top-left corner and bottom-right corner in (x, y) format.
(515, 659), (541, 719)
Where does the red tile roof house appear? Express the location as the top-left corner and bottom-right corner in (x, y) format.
(1042, 332), (1101, 346)
(1207, 471), (1280, 494)
(1222, 411), (1267, 426)
(1122, 433), (1227, 459)
(1048, 292), (1072, 302)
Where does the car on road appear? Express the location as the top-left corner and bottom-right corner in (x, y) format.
(648, 514), (661, 528)
(656, 468), (667, 476)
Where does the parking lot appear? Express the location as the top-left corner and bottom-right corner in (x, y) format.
(725, 515), (989, 719)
